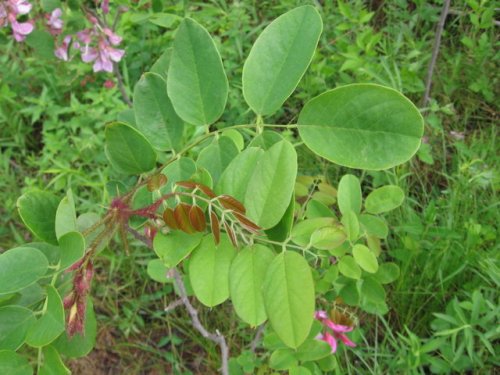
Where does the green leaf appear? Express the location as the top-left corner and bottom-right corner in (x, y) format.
(25, 30), (55, 60)
(338, 256), (361, 279)
(55, 190), (77, 240)
(216, 147), (264, 201)
(0, 350), (32, 375)
(242, 6), (322, 115)
(291, 218), (336, 247)
(310, 227), (346, 250)
(0, 247), (49, 295)
(245, 140), (297, 229)
(337, 174), (362, 215)
(17, 190), (59, 245)
(150, 48), (171, 79)
(269, 348), (297, 370)
(160, 157), (197, 193)
(58, 231), (85, 271)
(167, 18), (228, 125)
(341, 210), (359, 242)
(352, 244), (378, 273)
(305, 199), (334, 219)
(221, 129), (244, 151)
(189, 234), (236, 307)
(146, 259), (170, 283)
(105, 122), (157, 175)
(359, 214), (388, 239)
(374, 263), (400, 284)
(263, 252), (315, 349)
(153, 231), (203, 268)
(134, 73), (184, 151)
(248, 130), (283, 150)
(197, 137), (239, 185)
(39, 346), (70, 375)
(229, 245), (275, 326)
(53, 298), (96, 358)
(0, 306), (35, 350)
(289, 366), (312, 375)
(265, 195), (295, 242)
(298, 84), (424, 170)
(295, 339), (332, 361)
(25, 286), (65, 347)
(361, 277), (386, 304)
(365, 185), (405, 214)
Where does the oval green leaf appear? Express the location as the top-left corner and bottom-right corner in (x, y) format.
(365, 185), (405, 214)
(242, 6), (322, 116)
(337, 174), (362, 215)
(17, 190), (60, 245)
(105, 122), (157, 175)
(216, 147), (265, 201)
(298, 84), (424, 170)
(0, 350), (32, 375)
(245, 140), (297, 229)
(25, 285), (65, 347)
(134, 72), (184, 151)
(197, 137), (239, 185)
(55, 189), (76, 240)
(189, 234), (236, 307)
(229, 245), (275, 326)
(58, 231), (85, 271)
(0, 306), (35, 350)
(338, 255), (361, 280)
(146, 259), (170, 283)
(39, 346), (70, 375)
(0, 247), (49, 295)
(374, 262), (400, 284)
(153, 231), (203, 268)
(352, 244), (378, 273)
(167, 18), (228, 125)
(359, 214), (388, 239)
(263, 251), (315, 349)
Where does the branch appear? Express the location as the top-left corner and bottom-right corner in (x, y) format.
(172, 269), (229, 375)
(422, 0), (451, 107)
(249, 324), (265, 353)
(113, 62), (133, 108)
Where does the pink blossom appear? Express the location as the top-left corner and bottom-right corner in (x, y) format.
(1, 0), (34, 41)
(54, 35), (72, 61)
(314, 310), (356, 353)
(103, 27), (121, 45)
(101, 0), (109, 14)
(47, 7), (63, 33)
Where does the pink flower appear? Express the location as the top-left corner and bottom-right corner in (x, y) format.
(314, 310), (356, 353)
(101, 0), (109, 14)
(55, 35), (72, 61)
(47, 7), (63, 34)
(103, 27), (121, 45)
(10, 0), (31, 15)
(11, 18), (33, 41)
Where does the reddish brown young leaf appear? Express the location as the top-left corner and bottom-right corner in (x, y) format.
(147, 174), (168, 192)
(218, 195), (246, 214)
(198, 184), (217, 198)
(224, 222), (238, 248)
(233, 211), (261, 233)
(189, 205), (206, 232)
(163, 208), (179, 230)
(176, 181), (198, 189)
(174, 203), (195, 233)
(210, 211), (220, 245)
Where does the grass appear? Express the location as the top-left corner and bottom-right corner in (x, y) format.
(0, 1), (498, 373)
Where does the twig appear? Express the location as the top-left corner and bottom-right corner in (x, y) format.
(113, 62), (133, 108)
(422, 0), (451, 107)
(125, 225), (152, 247)
(249, 324), (265, 353)
(164, 299), (183, 312)
(172, 269), (230, 375)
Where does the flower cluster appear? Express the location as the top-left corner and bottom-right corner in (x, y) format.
(53, 10), (125, 72)
(63, 259), (94, 336)
(314, 310), (356, 353)
(0, 0), (34, 41)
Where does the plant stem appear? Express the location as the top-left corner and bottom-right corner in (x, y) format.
(422, 0), (451, 107)
(171, 268), (230, 375)
(114, 62), (132, 107)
